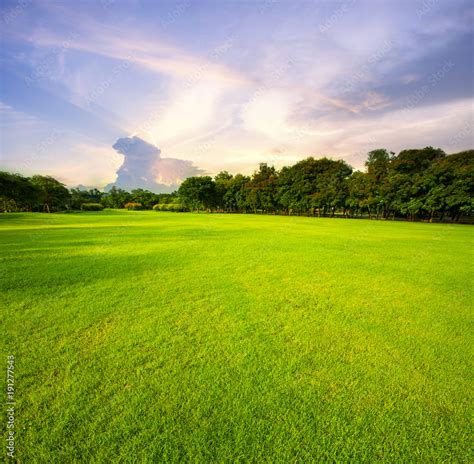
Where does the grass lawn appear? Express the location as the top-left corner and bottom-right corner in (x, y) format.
(1, 211), (472, 462)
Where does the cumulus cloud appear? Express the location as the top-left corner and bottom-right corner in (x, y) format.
(107, 136), (203, 193)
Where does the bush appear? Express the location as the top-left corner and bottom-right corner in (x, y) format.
(153, 203), (187, 212)
(81, 203), (104, 211)
(170, 204), (187, 212)
(124, 202), (142, 210)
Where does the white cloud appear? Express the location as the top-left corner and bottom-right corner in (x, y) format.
(2, 0), (472, 186)
(242, 89), (299, 140)
(109, 136), (203, 191)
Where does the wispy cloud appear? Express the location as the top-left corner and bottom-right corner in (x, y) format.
(1, 0), (472, 186)
(22, 13), (252, 89)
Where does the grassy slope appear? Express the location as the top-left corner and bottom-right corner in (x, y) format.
(1, 211), (472, 462)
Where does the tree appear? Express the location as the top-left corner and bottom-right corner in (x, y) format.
(366, 149), (392, 181)
(276, 157), (352, 216)
(102, 187), (131, 209)
(214, 171), (233, 212)
(130, 189), (158, 209)
(391, 147), (445, 175)
(387, 147), (446, 220)
(245, 163), (279, 213)
(423, 150), (474, 221)
(223, 174), (249, 212)
(346, 171), (371, 216)
(365, 149), (393, 218)
(277, 158), (320, 215)
(30, 175), (71, 212)
(323, 160), (353, 216)
(0, 145), (471, 222)
(0, 172), (41, 212)
(70, 188), (105, 210)
(178, 176), (217, 212)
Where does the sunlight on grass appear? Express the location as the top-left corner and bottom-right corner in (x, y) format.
(1, 211), (472, 461)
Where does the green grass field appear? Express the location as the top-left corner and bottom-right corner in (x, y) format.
(1, 211), (472, 462)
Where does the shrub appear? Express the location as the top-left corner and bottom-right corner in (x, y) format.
(81, 203), (104, 211)
(170, 203), (187, 212)
(124, 202), (142, 210)
(154, 203), (170, 211)
(153, 203), (187, 212)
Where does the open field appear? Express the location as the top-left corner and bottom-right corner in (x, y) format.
(1, 211), (472, 462)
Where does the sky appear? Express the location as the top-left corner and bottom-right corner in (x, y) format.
(0, 0), (473, 189)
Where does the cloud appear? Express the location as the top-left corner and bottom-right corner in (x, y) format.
(1, 0), (472, 186)
(107, 136), (203, 193)
(145, 81), (227, 147)
(21, 14), (251, 89)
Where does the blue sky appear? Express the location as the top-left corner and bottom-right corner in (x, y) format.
(1, 0), (473, 187)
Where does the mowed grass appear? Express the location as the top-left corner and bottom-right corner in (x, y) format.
(1, 211), (472, 462)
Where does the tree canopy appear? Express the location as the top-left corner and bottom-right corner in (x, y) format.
(1, 147), (472, 222)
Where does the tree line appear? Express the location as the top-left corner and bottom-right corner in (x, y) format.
(180, 147), (473, 222)
(0, 172), (178, 213)
(1, 147), (472, 222)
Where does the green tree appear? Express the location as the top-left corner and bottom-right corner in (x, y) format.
(0, 172), (41, 212)
(423, 150), (474, 221)
(102, 187), (132, 209)
(130, 189), (158, 209)
(276, 157), (352, 216)
(214, 171), (233, 212)
(277, 159), (319, 215)
(346, 171), (371, 216)
(387, 147), (446, 220)
(245, 163), (279, 214)
(70, 188), (105, 210)
(222, 174), (249, 212)
(178, 176), (217, 212)
(365, 149), (393, 218)
(391, 146), (445, 175)
(30, 175), (71, 212)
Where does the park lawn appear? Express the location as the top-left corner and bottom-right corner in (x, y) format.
(1, 211), (472, 462)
